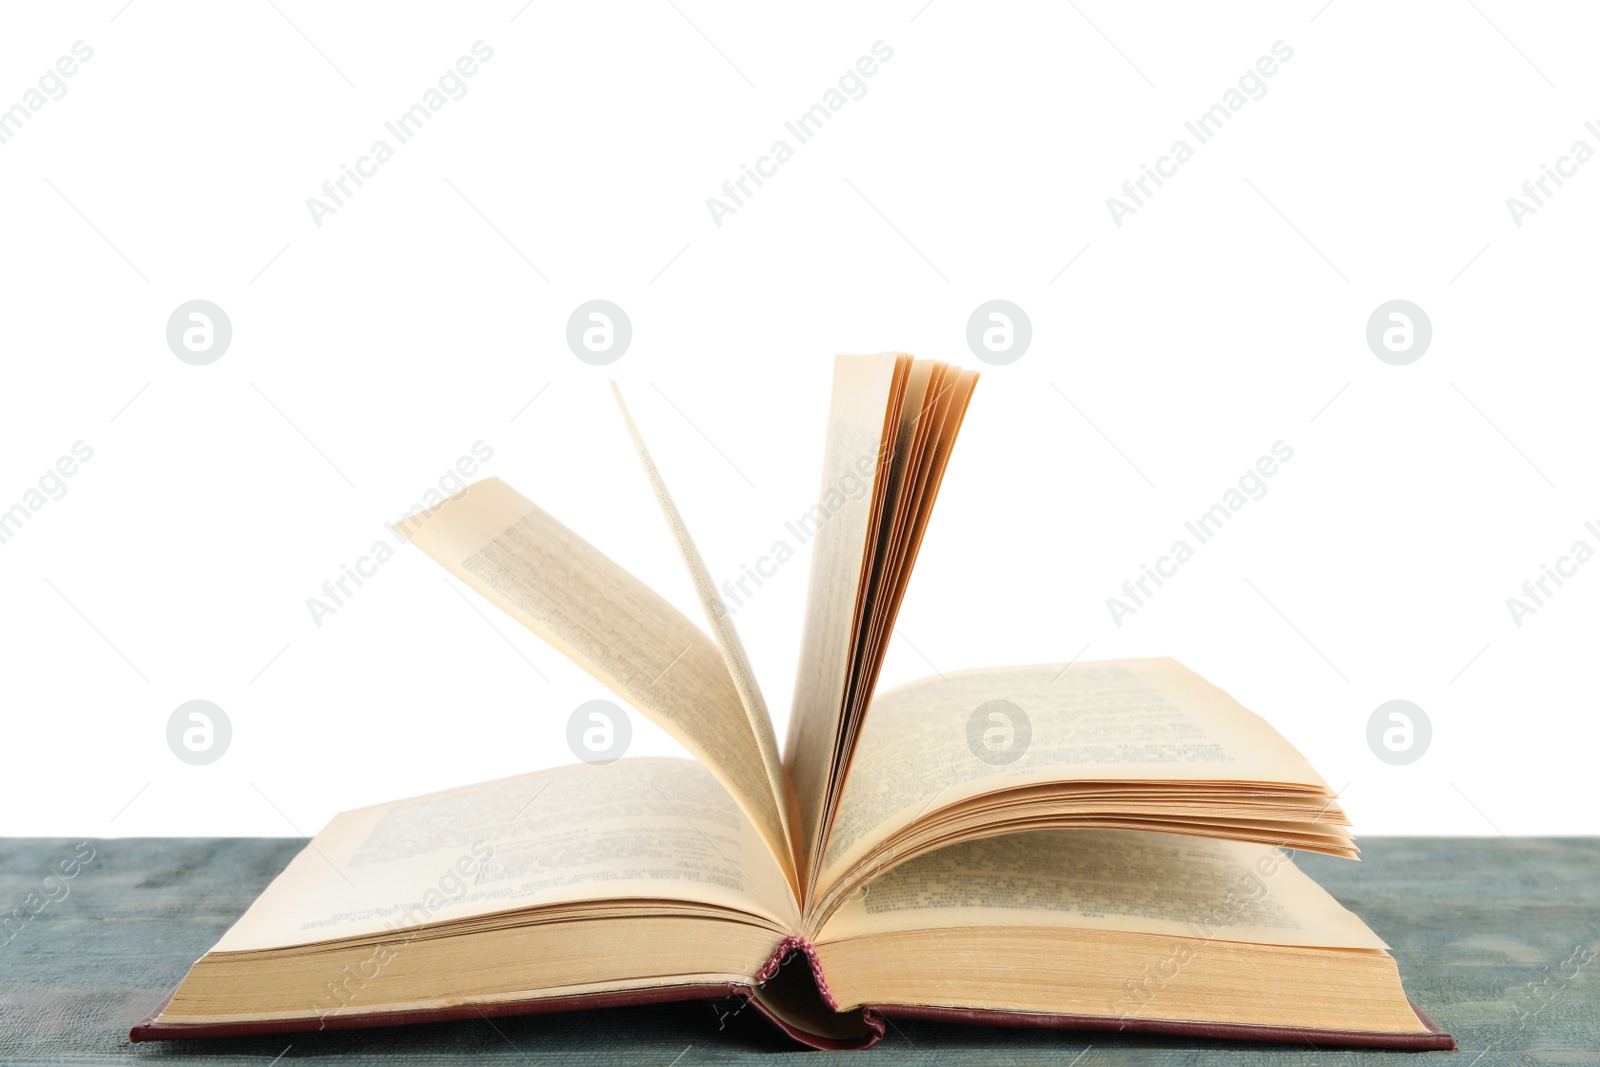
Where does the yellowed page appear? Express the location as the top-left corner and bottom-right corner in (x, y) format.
(163, 916), (776, 1025)
(784, 353), (904, 885)
(609, 383), (789, 860)
(822, 659), (1335, 882)
(819, 829), (1385, 951)
(813, 833), (1417, 1031)
(849, 365), (977, 727)
(816, 929), (1425, 1033)
(395, 477), (790, 875)
(214, 759), (798, 952)
(834, 365), (978, 821)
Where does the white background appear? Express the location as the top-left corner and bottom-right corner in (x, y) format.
(1, 1), (1595, 839)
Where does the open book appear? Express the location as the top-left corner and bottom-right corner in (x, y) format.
(132, 355), (1452, 1050)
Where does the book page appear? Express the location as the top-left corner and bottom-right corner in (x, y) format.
(213, 760), (798, 952)
(784, 353), (906, 887)
(609, 383), (788, 863)
(821, 659), (1334, 883)
(819, 828), (1385, 951)
(832, 363), (978, 837)
(848, 365), (977, 711)
(395, 477), (792, 880)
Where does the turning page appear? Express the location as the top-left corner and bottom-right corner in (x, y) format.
(785, 354), (978, 896)
(784, 353), (908, 890)
(395, 479), (792, 877)
(610, 383), (790, 880)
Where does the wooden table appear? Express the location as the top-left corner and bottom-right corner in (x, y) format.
(2, 837), (1596, 1064)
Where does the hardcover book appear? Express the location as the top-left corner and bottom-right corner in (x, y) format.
(132, 354), (1453, 1051)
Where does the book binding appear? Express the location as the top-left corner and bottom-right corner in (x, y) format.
(131, 937), (1454, 1051)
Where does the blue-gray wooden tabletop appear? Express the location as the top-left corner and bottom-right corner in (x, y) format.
(1, 837), (1596, 1065)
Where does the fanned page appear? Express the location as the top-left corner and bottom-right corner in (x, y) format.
(785, 354), (978, 896)
(785, 354), (907, 889)
(395, 479), (792, 884)
(609, 383), (789, 866)
(834, 361), (979, 850)
(784, 355), (979, 895)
